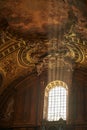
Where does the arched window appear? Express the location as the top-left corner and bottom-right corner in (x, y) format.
(43, 80), (68, 121)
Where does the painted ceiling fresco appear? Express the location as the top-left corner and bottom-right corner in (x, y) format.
(0, 0), (87, 94)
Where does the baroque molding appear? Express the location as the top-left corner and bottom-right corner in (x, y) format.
(0, 29), (87, 69)
(17, 40), (48, 67)
(0, 30), (26, 60)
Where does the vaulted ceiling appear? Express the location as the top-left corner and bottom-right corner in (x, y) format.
(0, 0), (87, 95)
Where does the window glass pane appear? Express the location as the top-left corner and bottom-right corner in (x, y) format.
(47, 86), (66, 121)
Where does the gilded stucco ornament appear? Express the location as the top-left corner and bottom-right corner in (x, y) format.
(17, 33), (87, 73)
(0, 31), (26, 60)
(0, 29), (87, 78)
(36, 29), (87, 75)
(17, 40), (48, 68)
(1, 58), (17, 77)
(63, 30), (87, 66)
(0, 29), (87, 69)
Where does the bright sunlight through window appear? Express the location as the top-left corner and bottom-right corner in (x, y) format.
(43, 80), (68, 121)
(47, 86), (67, 121)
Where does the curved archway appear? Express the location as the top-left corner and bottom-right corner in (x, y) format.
(43, 80), (68, 121)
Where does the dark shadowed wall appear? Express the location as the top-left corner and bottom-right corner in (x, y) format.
(0, 69), (87, 130)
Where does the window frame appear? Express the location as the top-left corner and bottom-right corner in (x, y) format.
(43, 80), (68, 122)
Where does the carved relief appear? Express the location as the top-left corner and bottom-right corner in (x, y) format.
(0, 30), (26, 60)
(17, 34), (87, 71)
(0, 97), (14, 121)
(37, 62), (44, 76)
(0, 28), (87, 70)
(17, 41), (47, 67)
(63, 27), (87, 66)
(4, 98), (14, 120)
(1, 59), (17, 77)
(0, 26), (86, 94)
